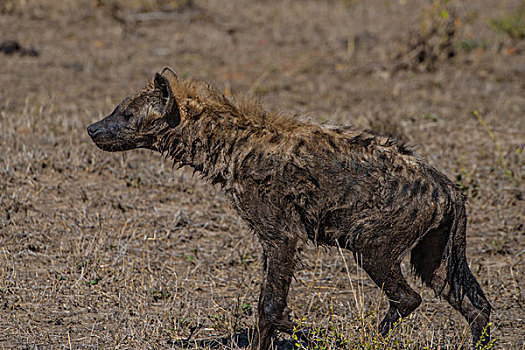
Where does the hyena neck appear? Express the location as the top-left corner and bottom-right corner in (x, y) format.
(157, 94), (266, 186)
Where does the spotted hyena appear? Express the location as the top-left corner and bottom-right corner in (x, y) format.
(87, 68), (491, 349)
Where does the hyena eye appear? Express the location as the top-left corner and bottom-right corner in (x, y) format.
(122, 110), (133, 120)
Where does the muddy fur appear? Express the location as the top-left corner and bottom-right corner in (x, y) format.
(87, 68), (491, 350)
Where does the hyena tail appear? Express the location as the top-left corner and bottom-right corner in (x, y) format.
(410, 191), (491, 346)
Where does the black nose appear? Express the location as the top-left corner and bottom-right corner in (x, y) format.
(87, 123), (98, 137)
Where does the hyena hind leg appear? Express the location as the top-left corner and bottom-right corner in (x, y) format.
(359, 255), (422, 336)
(411, 225), (491, 347)
(439, 261), (491, 348)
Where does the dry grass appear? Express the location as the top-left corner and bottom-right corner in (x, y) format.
(0, 0), (192, 15)
(0, 0), (524, 349)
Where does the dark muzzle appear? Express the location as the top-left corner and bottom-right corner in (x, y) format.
(87, 113), (132, 152)
(87, 121), (105, 139)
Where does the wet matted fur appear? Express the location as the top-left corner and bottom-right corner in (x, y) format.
(87, 68), (491, 349)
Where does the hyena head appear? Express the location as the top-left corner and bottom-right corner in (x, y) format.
(87, 67), (181, 152)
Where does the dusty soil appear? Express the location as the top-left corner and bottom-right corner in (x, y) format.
(0, 0), (523, 348)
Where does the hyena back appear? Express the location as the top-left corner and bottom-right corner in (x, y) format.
(87, 68), (491, 349)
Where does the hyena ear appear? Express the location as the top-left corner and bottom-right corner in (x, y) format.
(154, 72), (181, 128)
(160, 66), (178, 81)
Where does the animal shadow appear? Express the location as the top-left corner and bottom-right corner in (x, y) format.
(169, 328), (298, 349)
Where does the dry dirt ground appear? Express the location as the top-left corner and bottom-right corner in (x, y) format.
(0, 0), (524, 349)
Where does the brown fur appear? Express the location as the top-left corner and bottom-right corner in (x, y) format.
(87, 68), (491, 349)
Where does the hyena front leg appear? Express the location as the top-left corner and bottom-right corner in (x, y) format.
(253, 236), (298, 350)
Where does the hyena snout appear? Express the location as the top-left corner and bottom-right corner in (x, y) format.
(87, 113), (134, 152)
